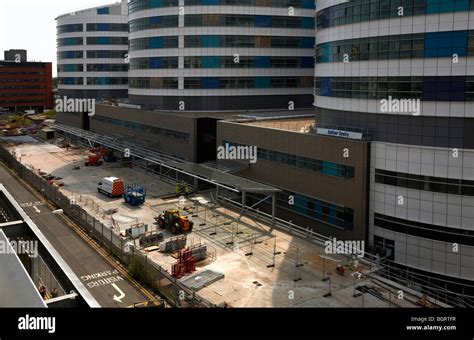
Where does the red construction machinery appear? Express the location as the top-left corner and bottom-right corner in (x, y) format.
(85, 147), (107, 166)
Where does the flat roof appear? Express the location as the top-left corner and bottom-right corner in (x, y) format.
(96, 103), (314, 120)
(243, 118), (315, 132)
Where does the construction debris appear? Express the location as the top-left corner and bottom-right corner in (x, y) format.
(139, 230), (164, 248)
(160, 235), (186, 253)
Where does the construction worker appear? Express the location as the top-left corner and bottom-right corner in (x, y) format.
(183, 181), (190, 197)
(176, 181), (190, 197)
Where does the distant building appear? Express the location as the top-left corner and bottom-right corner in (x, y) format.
(4, 49), (27, 63)
(55, 0), (129, 100)
(0, 50), (53, 112)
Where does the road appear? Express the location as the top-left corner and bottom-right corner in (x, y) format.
(0, 160), (152, 307)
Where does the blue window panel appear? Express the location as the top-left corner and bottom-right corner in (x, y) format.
(150, 16), (163, 24)
(423, 77), (438, 100)
(454, 0), (470, 11)
(255, 56), (271, 68)
(98, 37), (109, 45)
(328, 207), (338, 226)
(202, 56), (220, 68)
(347, 167), (354, 178)
(300, 57), (314, 68)
(294, 194), (307, 214)
(302, 0), (316, 9)
(322, 161), (339, 176)
(427, 0), (469, 13)
(150, 0), (164, 8)
(255, 16), (272, 27)
(149, 57), (163, 68)
(150, 37), (163, 48)
(319, 10), (330, 28)
(315, 204), (323, 220)
(203, 0), (220, 4)
(452, 31), (468, 56)
(320, 77), (332, 96)
(319, 43), (331, 62)
(299, 37), (315, 48)
(255, 77), (271, 88)
(450, 79), (466, 101)
(202, 36), (220, 47)
(436, 79), (451, 101)
(301, 17), (314, 29)
(202, 77), (219, 89)
(65, 51), (75, 58)
(97, 7), (109, 15)
(97, 23), (109, 31)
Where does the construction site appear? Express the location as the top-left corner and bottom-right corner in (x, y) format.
(0, 125), (447, 309)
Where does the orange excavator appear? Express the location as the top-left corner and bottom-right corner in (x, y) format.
(85, 147), (107, 166)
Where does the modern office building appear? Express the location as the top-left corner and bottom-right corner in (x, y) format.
(0, 50), (53, 112)
(56, 0), (129, 100)
(314, 0), (474, 289)
(127, 0), (316, 110)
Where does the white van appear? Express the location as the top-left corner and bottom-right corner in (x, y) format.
(97, 177), (124, 197)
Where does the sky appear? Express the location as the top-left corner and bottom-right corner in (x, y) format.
(0, 0), (123, 77)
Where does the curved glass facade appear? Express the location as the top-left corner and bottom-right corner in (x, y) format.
(128, 0), (315, 110)
(315, 76), (474, 101)
(316, 30), (473, 63)
(129, 0), (314, 13)
(317, 0), (472, 29)
(56, 1), (129, 98)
